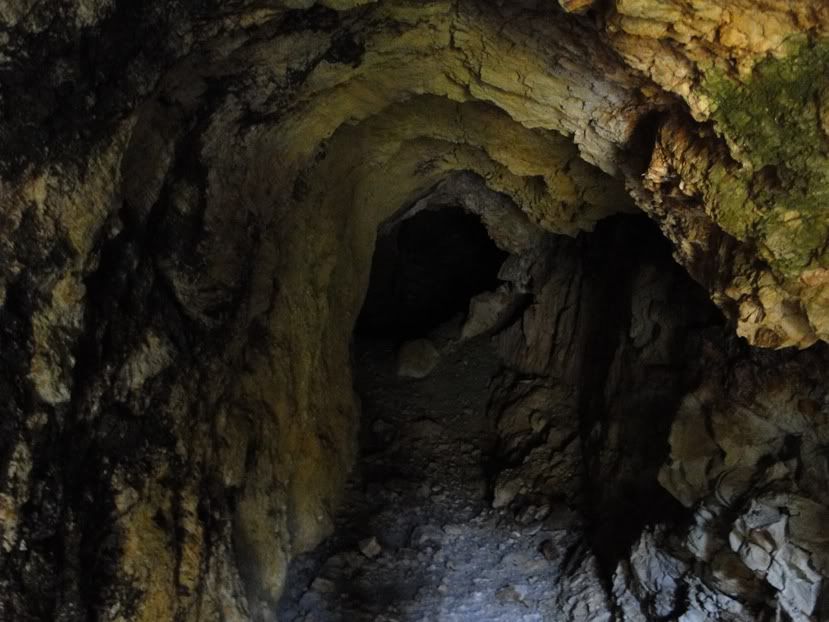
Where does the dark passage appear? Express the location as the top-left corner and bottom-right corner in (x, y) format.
(278, 206), (563, 621)
(279, 212), (723, 622)
(356, 207), (508, 338)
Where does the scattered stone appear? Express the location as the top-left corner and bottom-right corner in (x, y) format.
(310, 577), (336, 593)
(410, 525), (444, 548)
(443, 524), (464, 536)
(516, 504), (541, 525)
(501, 551), (530, 567)
(495, 584), (527, 603)
(396, 339), (440, 379)
(492, 476), (523, 509)
(371, 419), (396, 444)
(522, 522), (543, 536)
(407, 418), (444, 439)
(359, 536), (382, 559)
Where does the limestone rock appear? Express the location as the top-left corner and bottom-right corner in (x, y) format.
(558, 0), (595, 14)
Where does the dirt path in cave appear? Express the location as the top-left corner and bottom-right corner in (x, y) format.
(277, 333), (576, 622)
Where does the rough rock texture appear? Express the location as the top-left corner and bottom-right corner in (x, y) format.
(280, 213), (829, 621)
(1, 0), (828, 621)
(487, 216), (829, 621)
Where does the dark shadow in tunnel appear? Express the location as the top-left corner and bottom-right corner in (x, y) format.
(277, 205), (515, 620)
(355, 206), (508, 339)
(573, 215), (726, 576)
(278, 207), (728, 621)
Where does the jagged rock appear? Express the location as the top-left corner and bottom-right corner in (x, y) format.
(612, 528), (689, 619)
(460, 288), (525, 340)
(728, 494), (829, 618)
(556, 548), (613, 622)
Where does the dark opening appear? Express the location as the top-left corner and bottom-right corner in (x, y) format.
(573, 215), (722, 573)
(355, 207), (508, 338)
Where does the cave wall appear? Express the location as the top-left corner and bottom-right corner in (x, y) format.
(1, 1), (828, 620)
(486, 216), (829, 620)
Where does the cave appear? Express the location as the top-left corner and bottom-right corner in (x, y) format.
(277, 209), (723, 620)
(277, 208), (732, 620)
(2, 2), (829, 622)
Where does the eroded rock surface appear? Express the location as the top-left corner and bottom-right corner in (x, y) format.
(1, 1), (829, 620)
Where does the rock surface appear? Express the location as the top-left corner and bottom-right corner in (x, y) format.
(1, 1), (829, 621)
(460, 288), (525, 340)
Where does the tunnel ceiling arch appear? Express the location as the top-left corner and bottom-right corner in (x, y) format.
(9, 0), (826, 350)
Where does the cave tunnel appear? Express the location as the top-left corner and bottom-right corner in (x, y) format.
(4, 2), (829, 622)
(277, 201), (727, 621)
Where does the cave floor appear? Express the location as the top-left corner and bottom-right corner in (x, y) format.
(277, 333), (577, 621)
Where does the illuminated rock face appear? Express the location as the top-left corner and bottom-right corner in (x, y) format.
(0, 1), (828, 620)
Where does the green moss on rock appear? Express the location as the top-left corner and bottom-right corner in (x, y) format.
(703, 39), (829, 277)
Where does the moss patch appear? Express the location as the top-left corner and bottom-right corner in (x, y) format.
(702, 38), (829, 276)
